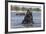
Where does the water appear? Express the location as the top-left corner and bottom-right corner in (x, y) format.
(11, 12), (41, 28)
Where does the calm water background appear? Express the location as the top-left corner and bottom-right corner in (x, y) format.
(11, 11), (41, 28)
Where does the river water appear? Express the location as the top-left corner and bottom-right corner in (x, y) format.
(11, 11), (41, 28)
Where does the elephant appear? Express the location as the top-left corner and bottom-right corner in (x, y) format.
(22, 9), (34, 24)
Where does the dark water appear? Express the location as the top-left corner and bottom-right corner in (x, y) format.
(11, 12), (41, 28)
